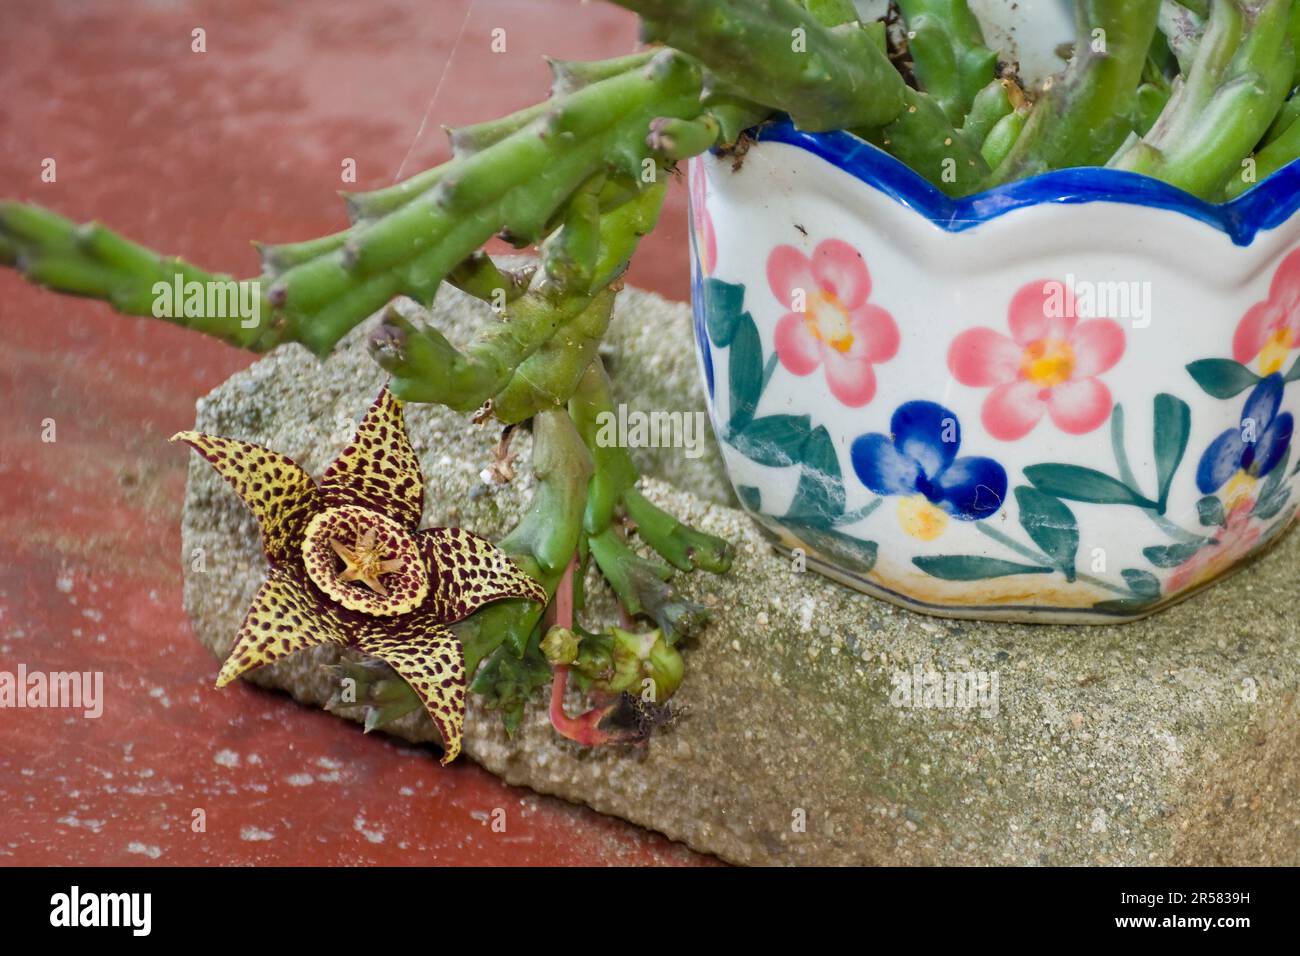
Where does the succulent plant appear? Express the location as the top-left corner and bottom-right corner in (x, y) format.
(3, 0), (1299, 756)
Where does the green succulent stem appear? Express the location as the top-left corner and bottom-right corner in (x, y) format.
(624, 488), (733, 573)
(569, 361), (641, 535)
(1111, 0), (1295, 199)
(991, 0), (1162, 183)
(457, 407), (594, 671)
(1226, 110), (1300, 198)
(613, 0), (907, 131)
(1, 51), (706, 360)
(0, 203), (266, 349)
(370, 177), (667, 411)
(895, 0), (999, 123)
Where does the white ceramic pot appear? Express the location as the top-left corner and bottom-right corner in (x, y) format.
(688, 123), (1300, 622)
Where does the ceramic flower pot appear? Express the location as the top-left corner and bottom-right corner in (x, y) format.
(688, 122), (1300, 623)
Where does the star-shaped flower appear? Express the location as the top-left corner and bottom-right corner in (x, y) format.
(172, 385), (546, 763)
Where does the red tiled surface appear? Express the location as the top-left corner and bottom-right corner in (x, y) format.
(0, 0), (705, 865)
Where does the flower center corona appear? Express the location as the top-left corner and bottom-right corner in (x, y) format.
(302, 505), (428, 616)
(1259, 327), (1293, 376)
(1020, 338), (1074, 388)
(805, 291), (855, 353)
(897, 494), (949, 541)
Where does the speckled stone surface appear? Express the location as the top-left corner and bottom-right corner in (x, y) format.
(181, 282), (1300, 866)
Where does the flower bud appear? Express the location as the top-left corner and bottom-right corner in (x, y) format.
(541, 625), (580, 665)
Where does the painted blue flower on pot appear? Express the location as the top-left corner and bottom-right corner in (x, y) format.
(690, 267), (715, 399)
(851, 401), (1007, 540)
(1196, 373), (1294, 496)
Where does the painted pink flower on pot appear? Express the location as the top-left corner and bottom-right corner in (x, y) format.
(1234, 247), (1300, 376)
(1165, 501), (1262, 595)
(767, 238), (899, 407)
(689, 156), (717, 277)
(948, 280), (1126, 441)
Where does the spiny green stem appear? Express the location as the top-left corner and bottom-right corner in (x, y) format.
(491, 289), (615, 424)
(896, 0), (999, 123)
(1226, 110), (1300, 197)
(980, 107), (1028, 167)
(547, 50), (658, 96)
(457, 408), (594, 670)
(569, 360), (640, 535)
(1159, 0), (1208, 76)
(1112, 0), (1295, 199)
(625, 488), (733, 573)
(447, 251), (534, 305)
(0, 204), (265, 348)
(867, 86), (992, 196)
(1, 51), (706, 359)
(275, 51), (705, 356)
(613, 0), (907, 130)
(370, 177), (666, 411)
(992, 0), (1161, 182)
(568, 359), (734, 573)
(961, 79), (1016, 147)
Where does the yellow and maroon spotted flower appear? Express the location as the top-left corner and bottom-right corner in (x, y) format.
(171, 385), (546, 763)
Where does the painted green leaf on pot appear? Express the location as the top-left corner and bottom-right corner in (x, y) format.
(1120, 568), (1161, 598)
(1142, 540), (1204, 568)
(1251, 447), (1290, 521)
(912, 555), (1053, 580)
(1152, 393), (1190, 512)
(1253, 486), (1292, 521)
(1185, 358), (1261, 398)
(702, 277), (747, 347)
(784, 425), (846, 528)
(1014, 486), (1079, 580)
(790, 523), (878, 574)
(1258, 445), (1291, 500)
(727, 312), (763, 433)
(1196, 494), (1226, 527)
(1285, 355), (1300, 383)
(1023, 464), (1157, 509)
(731, 413), (812, 468)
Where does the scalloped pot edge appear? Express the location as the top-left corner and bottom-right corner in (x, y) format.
(688, 124), (1300, 623)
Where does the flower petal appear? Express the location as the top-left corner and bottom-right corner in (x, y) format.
(215, 565), (349, 688)
(1045, 377), (1113, 435)
(846, 303), (900, 362)
(320, 385), (425, 529)
(933, 456), (1008, 520)
(1241, 372), (1284, 435)
(851, 432), (921, 496)
(766, 244), (817, 310)
(811, 238), (871, 310)
(1233, 301), (1277, 364)
(774, 311), (823, 375)
(171, 430), (320, 563)
(948, 327), (1021, 386)
(355, 620), (466, 765)
(1008, 279), (1076, 345)
(419, 527), (547, 624)
(982, 380), (1046, 441)
(689, 158), (716, 275)
(1248, 411), (1294, 479)
(1268, 246), (1300, 304)
(892, 400), (961, 477)
(822, 350), (878, 407)
(1196, 427), (1247, 493)
(1069, 319), (1126, 377)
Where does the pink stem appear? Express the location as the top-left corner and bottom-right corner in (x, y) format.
(545, 553), (625, 746)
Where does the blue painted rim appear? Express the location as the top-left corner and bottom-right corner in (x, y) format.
(752, 120), (1300, 247)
